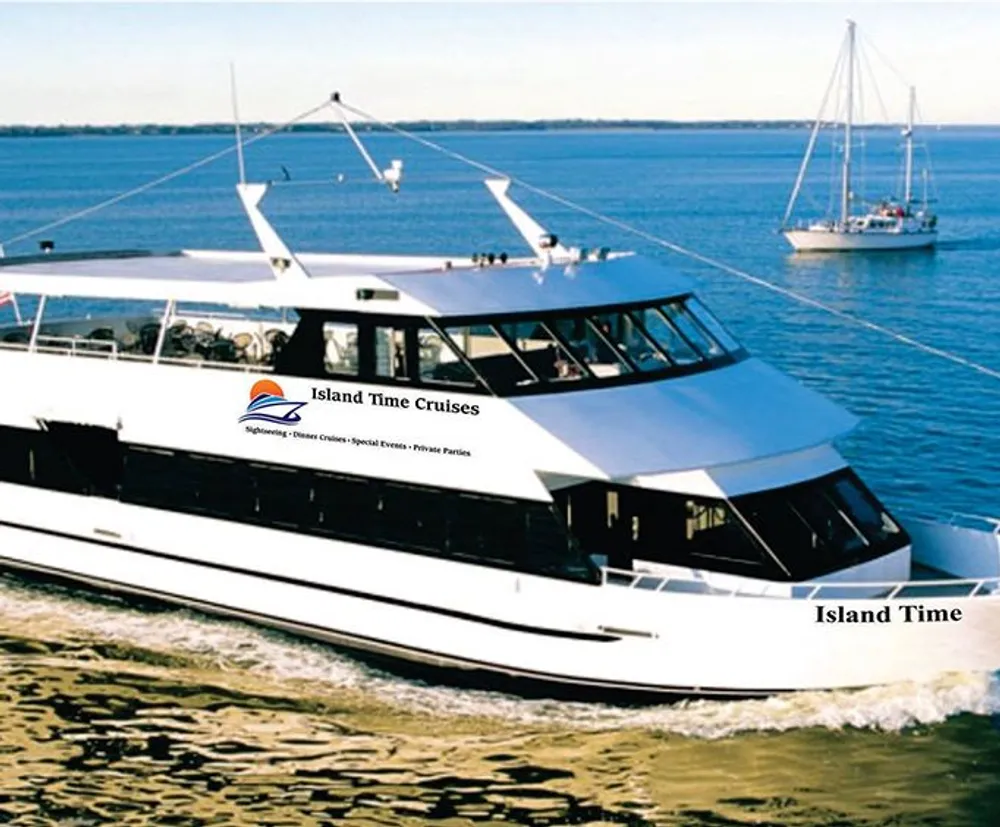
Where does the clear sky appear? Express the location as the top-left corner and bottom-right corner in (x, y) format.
(1, 2), (998, 125)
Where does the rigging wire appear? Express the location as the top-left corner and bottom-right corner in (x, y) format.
(336, 97), (1000, 384)
(857, 38), (897, 200)
(0, 98), (333, 249)
(860, 32), (912, 89)
(913, 99), (941, 205)
(826, 47), (845, 218)
(782, 33), (847, 227)
(855, 40), (867, 209)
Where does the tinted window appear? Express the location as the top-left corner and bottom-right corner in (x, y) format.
(730, 469), (910, 579)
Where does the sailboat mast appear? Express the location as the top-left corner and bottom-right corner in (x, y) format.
(840, 19), (856, 226)
(903, 86), (915, 205)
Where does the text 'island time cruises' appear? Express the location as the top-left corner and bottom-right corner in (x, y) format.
(0, 92), (996, 701)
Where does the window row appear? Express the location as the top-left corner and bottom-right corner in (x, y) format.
(0, 292), (746, 396)
(0, 425), (598, 584)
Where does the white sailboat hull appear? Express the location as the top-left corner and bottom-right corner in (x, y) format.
(784, 228), (937, 252)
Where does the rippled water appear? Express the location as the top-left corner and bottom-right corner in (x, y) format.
(1, 128), (999, 823)
(3, 572), (1000, 826)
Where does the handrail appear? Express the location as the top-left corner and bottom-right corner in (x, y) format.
(34, 334), (118, 357)
(600, 565), (1000, 600)
(907, 511), (1000, 534)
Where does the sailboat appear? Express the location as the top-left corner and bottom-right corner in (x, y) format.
(781, 20), (938, 252)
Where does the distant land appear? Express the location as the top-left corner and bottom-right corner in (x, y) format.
(0, 118), (907, 137)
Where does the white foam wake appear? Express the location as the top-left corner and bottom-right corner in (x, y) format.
(1, 576), (997, 739)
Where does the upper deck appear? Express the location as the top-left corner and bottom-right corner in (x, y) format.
(0, 247), (695, 317)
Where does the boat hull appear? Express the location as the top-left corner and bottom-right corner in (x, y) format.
(1, 484), (999, 702)
(783, 228), (937, 252)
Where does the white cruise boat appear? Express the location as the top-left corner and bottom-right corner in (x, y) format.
(0, 148), (996, 702)
(781, 20), (938, 253)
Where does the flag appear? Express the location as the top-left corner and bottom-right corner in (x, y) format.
(0, 291), (12, 307)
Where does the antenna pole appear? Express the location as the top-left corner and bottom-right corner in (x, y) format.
(903, 85), (915, 205)
(841, 19), (856, 226)
(230, 62), (246, 185)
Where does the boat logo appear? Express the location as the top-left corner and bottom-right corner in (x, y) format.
(239, 379), (307, 426)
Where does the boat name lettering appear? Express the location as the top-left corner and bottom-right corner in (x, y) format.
(310, 387), (480, 416)
(814, 604), (963, 624)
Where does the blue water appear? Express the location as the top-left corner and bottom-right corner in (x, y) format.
(1, 128), (998, 521)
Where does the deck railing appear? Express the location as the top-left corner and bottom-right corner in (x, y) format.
(0, 323), (279, 373)
(34, 334), (119, 357)
(600, 568), (1000, 600)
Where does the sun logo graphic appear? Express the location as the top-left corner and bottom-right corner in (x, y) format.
(238, 379), (307, 426)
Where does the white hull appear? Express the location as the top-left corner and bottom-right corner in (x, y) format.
(784, 228), (938, 252)
(2, 482), (999, 700)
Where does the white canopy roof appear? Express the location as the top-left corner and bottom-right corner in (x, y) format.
(0, 248), (694, 317)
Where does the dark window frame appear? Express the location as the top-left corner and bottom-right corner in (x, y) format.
(277, 295), (749, 399)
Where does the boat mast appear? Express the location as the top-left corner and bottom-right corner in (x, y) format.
(903, 86), (915, 205)
(840, 19), (856, 226)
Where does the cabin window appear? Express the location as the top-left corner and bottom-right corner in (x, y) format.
(497, 321), (591, 383)
(324, 321), (359, 376)
(0, 425), (35, 485)
(729, 470), (909, 578)
(831, 475), (903, 543)
(315, 472), (375, 541)
(588, 311), (668, 372)
(376, 482), (447, 552)
(121, 446), (184, 509)
(439, 325), (535, 391)
(375, 326), (408, 380)
(41, 422), (122, 498)
(253, 463), (316, 528)
(686, 297), (743, 353)
(547, 316), (634, 377)
(417, 326), (478, 387)
(658, 302), (719, 360)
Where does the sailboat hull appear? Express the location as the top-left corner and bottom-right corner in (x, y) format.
(783, 228), (937, 252)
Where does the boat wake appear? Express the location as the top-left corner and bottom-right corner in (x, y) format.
(0, 574), (997, 740)
(935, 237), (1000, 252)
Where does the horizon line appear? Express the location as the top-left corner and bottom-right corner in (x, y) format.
(0, 118), (994, 134)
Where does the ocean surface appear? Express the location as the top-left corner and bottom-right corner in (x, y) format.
(0, 127), (999, 825)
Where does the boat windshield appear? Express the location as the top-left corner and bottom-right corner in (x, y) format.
(418, 295), (747, 396)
